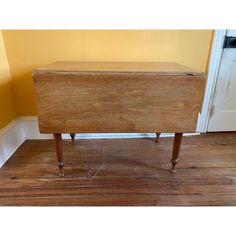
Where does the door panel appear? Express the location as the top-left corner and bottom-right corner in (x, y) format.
(208, 30), (236, 131)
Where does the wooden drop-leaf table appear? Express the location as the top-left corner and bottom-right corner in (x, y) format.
(32, 61), (205, 176)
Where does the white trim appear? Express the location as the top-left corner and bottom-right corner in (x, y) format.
(0, 116), (200, 168)
(0, 117), (20, 136)
(197, 30), (226, 132)
(20, 116), (52, 139)
(0, 118), (25, 168)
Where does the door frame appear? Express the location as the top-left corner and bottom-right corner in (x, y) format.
(197, 30), (227, 133)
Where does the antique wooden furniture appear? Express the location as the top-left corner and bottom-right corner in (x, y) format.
(32, 61), (205, 176)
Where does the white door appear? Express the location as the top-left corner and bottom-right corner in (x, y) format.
(208, 30), (236, 131)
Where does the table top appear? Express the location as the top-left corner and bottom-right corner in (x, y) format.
(34, 61), (204, 76)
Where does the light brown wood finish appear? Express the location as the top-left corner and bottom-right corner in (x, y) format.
(53, 133), (64, 176)
(170, 133), (183, 172)
(70, 133), (76, 145)
(155, 133), (161, 143)
(33, 62), (205, 133)
(32, 61), (205, 173)
(1, 133), (236, 206)
(34, 61), (204, 75)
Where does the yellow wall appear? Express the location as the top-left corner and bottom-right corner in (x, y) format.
(0, 31), (17, 129)
(2, 30), (213, 116)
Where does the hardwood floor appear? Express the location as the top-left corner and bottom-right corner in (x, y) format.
(1, 133), (236, 206)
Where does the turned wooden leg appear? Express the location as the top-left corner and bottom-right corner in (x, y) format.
(170, 133), (183, 173)
(155, 132), (161, 143)
(53, 133), (64, 177)
(70, 133), (76, 145)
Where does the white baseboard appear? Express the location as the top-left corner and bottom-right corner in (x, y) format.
(0, 116), (200, 168)
(0, 118), (25, 168)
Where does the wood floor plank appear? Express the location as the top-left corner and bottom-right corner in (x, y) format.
(1, 194), (236, 206)
(1, 133), (236, 205)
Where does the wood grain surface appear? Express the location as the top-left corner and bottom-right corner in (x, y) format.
(32, 61), (205, 133)
(33, 61), (204, 75)
(1, 132), (236, 206)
